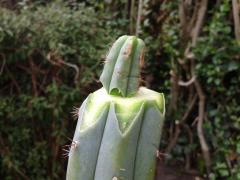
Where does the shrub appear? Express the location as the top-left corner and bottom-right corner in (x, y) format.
(0, 1), (125, 179)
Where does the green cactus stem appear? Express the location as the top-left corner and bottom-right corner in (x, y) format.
(100, 35), (145, 97)
(66, 35), (165, 180)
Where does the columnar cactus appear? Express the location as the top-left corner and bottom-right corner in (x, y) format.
(66, 35), (165, 180)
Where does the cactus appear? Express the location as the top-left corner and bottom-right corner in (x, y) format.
(66, 35), (165, 180)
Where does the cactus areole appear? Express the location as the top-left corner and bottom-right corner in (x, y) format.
(66, 35), (165, 180)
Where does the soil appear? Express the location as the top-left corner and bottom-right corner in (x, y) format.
(155, 162), (205, 180)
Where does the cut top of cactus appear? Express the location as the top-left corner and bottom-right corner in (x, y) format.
(79, 87), (165, 133)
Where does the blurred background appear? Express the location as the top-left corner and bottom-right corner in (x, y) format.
(0, 0), (239, 179)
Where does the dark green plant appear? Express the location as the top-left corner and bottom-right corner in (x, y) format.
(0, 1), (126, 179)
(140, 0), (240, 179)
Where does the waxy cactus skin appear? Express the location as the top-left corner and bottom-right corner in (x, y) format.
(66, 36), (165, 180)
(100, 35), (145, 97)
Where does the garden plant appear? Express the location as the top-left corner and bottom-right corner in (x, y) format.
(66, 35), (165, 180)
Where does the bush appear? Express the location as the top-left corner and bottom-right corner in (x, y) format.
(0, 1), (125, 179)
(141, 0), (240, 179)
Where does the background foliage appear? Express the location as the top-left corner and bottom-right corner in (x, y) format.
(0, 0), (239, 179)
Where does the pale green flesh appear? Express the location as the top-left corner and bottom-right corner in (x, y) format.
(67, 87), (165, 180)
(80, 87), (164, 132)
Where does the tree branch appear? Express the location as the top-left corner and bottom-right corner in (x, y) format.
(165, 94), (197, 154)
(0, 53), (6, 75)
(232, 0), (240, 40)
(136, 0), (143, 36)
(191, 0), (208, 46)
(190, 58), (211, 176)
(5, 66), (21, 94)
(168, 70), (179, 115)
(178, 76), (196, 86)
(130, 0), (136, 34)
(29, 56), (39, 96)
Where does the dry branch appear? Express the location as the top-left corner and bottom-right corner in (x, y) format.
(61, 60), (80, 86)
(0, 53), (6, 75)
(170, 0), (211, 175)
(136, 0), (143, 36)
(5, 66), (21, 94)
(188, 52), (211, 175)
(189, 1), (211, 174)
(178, 76), (196, 86)
(130, 0), (136, 34)
(168, 70), (179, 115)
(191, 0), (208, 46)
(29, 57), (39, 96)
(194, 77), (211, 175)
(165, 95), (197, 154)
(232, 0), (240, 40)
(46, 53), (79, 86)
